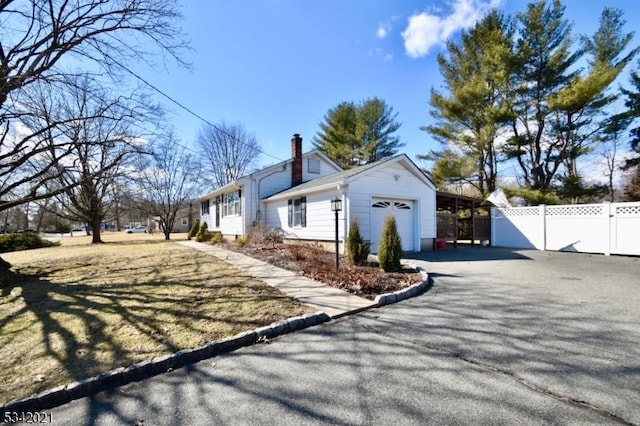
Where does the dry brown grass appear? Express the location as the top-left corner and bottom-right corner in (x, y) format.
(0, 233), (312, 404)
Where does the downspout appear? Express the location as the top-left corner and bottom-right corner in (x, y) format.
(342, 190), (348, 255)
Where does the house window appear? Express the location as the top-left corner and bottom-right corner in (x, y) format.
(201, 200), (210, 215)
(308, 158), (321, 174)
(181, 218), (188, 226)
(287, 197), (307, 227)
(222, 190), (241, 217)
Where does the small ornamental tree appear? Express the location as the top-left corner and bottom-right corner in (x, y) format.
(346, 219), (370, 266)
(187, 219), (200, 240)
(195, 221), (209, 242)
(377, 214), (402, 272)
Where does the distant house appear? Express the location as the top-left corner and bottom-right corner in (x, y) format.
(197, 134), (436, 252)
(170, 204), (194, 233)
(148, 204), (194, 234)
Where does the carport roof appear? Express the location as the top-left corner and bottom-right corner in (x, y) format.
(437, 191), (488, 212)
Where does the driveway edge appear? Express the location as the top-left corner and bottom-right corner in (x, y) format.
(0, 312), (331, 415)
(374, 265), (430, 306)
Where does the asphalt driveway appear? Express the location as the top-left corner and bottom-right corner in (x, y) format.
(47, 247), (640, 425)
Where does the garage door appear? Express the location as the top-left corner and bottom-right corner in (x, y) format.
(370, 198), (414, 253)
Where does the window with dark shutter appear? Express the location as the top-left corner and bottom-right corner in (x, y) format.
(215, 197), (220, 227)
(288, 197), (307, 228)
(300, 197), (307, 227)
(201, 200), (210, 215)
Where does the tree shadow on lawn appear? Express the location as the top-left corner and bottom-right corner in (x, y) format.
(0, 256), (301, 406)
(38, 253), (640, 425)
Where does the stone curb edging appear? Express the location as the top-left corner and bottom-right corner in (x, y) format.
(0, 312), (331, 415)
(374, 265), (430, 306)
(0, 262), (432, 415)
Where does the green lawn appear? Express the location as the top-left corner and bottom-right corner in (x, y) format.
(0, 233), (312, 404)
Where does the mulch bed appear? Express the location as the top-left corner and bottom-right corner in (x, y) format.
(224, 242), (423, 299)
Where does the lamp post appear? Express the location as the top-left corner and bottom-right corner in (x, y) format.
(330, 197), (342, 270)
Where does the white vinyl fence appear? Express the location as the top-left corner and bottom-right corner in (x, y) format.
(491, 202), (640, 256)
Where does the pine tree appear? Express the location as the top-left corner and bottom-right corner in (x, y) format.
(312, 102), (360, 169)
(548, 7), (638, 202)
(313, 97), (403, 169)
(621, 63), (640, 170)
(377, 215), (402, 272)
(423, 10), (514, 196)
(505, 0), (578, 194)
(346, 220), (370, 266)
(357, 97), (403, 163)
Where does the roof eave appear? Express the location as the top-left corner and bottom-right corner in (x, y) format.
(198, 180), (243, 200)
(264, 180), (346, 201)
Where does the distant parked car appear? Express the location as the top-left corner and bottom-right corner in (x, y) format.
(124, 225), (147, 234)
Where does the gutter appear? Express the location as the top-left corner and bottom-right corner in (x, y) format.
(264, 180), (347, 202)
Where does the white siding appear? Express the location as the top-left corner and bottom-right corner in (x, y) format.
(265, 189), (346, 241)
(201, 212), (213, 230)
(257, 154), (339, 200)
(251, 154), (340, 228)
(198, 151), (340, 237)
(302, 153), (338, 182)
(264, 158), (436, 253)
(201, 187), (247, 236)
(347, 162), (436, 248)
(219, 214), (244, 236)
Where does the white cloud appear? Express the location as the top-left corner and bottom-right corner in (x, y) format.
(402, 0), (503, 58)
(376, 26), (388, 39)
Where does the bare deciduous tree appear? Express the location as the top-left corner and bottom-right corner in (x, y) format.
(32, 76), (147, 244)
(135, 133), (202, 240)
(0, 0), (187, 212)
(197, 121), (261, 188)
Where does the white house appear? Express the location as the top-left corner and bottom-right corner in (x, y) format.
(198, 134), (342, 238)
(197, 134), (437, 252)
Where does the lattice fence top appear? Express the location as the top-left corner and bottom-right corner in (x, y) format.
(494, 202), (640, 219)
(495, 207), (540, 218)
(615, 204), (640, 216)
(546, 205), (603, 216)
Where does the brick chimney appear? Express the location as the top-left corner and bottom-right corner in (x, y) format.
(291, 133), (303, 186)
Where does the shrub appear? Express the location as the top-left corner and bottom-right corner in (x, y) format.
(187, 219), (200, 240)
(195, 222), (209, 242)
(247, 223), (284, 248)
(235, 235), (248, 247)
(0, 233), (60, 253)
(346, 219), (370, 266)
(377, 214), (402, 272)
(209, 232), (225, 244)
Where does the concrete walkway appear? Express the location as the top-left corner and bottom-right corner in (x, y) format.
(178, 241), (376, 318)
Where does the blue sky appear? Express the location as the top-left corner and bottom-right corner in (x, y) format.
(138, 0), (640, 172)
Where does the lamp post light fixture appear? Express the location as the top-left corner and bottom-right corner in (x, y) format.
(330, 197), (342, 270)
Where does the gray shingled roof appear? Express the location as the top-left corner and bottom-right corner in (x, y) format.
(264, 154), (403, 199)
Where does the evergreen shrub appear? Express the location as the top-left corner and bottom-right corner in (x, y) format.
(346, 219), (370, 266)
(377, 214), (402, 272)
